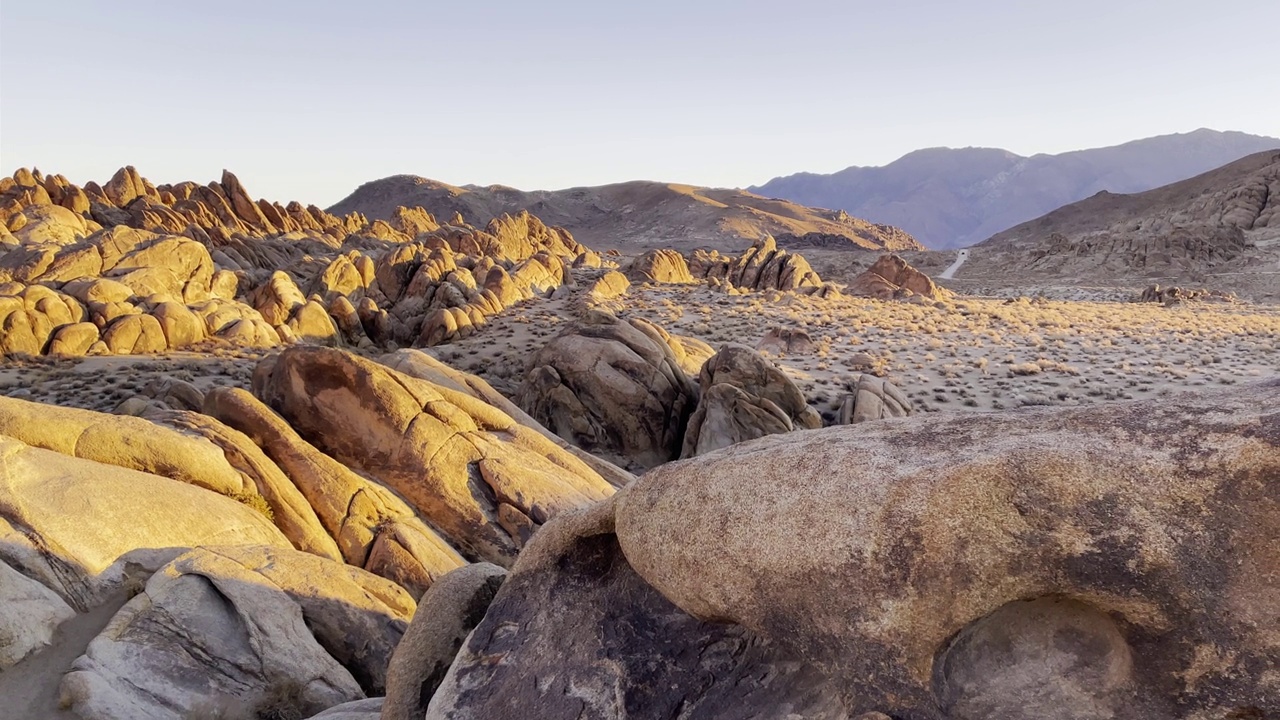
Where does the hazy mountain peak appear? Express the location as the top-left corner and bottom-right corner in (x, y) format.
(751, 129), (1280, 249)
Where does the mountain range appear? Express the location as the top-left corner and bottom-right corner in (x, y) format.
(750, 129), (1280, 249)
(327, 177), (921, 253)
(955, 149), (1280, 299)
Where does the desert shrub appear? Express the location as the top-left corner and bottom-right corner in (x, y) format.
(230, 491), (275, 522)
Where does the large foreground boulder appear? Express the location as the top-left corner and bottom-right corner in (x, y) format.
(517, 311), (698, 470)
(253, 347), (615, 566)
(61, 545), (414, 720)
(423, 501), (844, 720)
(617, 380), (1280, 719)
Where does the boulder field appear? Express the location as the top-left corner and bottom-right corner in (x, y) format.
(0, 350), (1275, 718)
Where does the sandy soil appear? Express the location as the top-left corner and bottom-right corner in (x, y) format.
(0, 593), (131, 720)
(433, 269), (1280, 422)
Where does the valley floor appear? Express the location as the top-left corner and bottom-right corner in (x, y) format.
(3, 269), (1276, 430)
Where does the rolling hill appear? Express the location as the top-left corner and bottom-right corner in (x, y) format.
(328, 177), (922, 253)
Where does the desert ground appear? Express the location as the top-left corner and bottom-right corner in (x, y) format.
(4, 257), (1275, 427)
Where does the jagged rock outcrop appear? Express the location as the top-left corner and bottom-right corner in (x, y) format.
(253, 347), (615, 566)
(615, 380), (1280, 719)
(680, 343), (822, 457)
(689, 236), (823, 292)
(848, 253), (950, 300)
(517, 311), (699, 470)
(1136, 283), (1236, 305)
(0, 166), (585, 357)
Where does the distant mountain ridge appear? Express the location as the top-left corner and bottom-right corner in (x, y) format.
(952, 149), (1280, 295)
(750, 129), (1280, 249)
(328, 177), (922, 253)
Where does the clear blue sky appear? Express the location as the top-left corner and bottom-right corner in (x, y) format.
(3, 0), (1277, 207)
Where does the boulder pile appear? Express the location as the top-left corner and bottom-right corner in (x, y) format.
(0, 167), (590, 357)
(0, 347), (615, 719)
(427, 379), (1280, 720)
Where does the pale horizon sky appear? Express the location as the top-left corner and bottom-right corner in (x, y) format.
(3, 0), (1278, 207)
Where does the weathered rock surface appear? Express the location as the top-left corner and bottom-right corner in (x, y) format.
(423, 501), (846, 720)
(308, 698), (385, 719)
(204, 386), (466, 597)
(586, 269), (631, 299)
(837, 375), (913, 424)
(0, 435), (289, 610)
(681, 343), (822, 457)
(517, 311), (698, 470)
(141, 407), (343, 562)
(254, 347), (615, 566)
(383, 562), (507, 720)
(626, 248), (695, 284)
(0, 558), (76, 669)
(61, 544), (414, 720)
(617, 380), (1280, 719)
(0, 395), (252, 497)
(379, 349), (636, 488)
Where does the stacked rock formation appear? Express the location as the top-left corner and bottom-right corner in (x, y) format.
(0, 167), (589, 357)
(836, 375), (913, 424)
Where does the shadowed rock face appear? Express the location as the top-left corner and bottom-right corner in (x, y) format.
(517, 312), (698, 470)
(424, 502), (847, 720)
(681, 343), (823, 458)
(616, 379), (1280, 718)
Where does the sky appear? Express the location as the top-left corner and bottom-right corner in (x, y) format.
(2, 0), (1277, 207)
